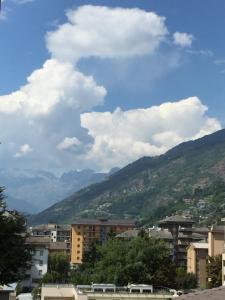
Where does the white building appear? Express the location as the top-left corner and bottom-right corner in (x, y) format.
(23, 237), (49, 289)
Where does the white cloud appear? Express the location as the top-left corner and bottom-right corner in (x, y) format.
(57, 137), (81, 151)
(47, 5), (168, 63)
(173, 32), (194, 47)
(14, 144), (33, 158)
(81, 97), (221, 170)
(0, 59), (106, 116)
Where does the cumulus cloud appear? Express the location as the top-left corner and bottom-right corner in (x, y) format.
(47, 5), (168, 63)
(81, 97), (221, 170)
(0, 59), (106, 117)
(173, 32), (194, 47)
(14, 144), (33, 158)
(0, 5), (216, 174)
(57, 137), (81, 151)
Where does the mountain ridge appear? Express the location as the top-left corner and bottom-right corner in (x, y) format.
(29, 129), (225, 225)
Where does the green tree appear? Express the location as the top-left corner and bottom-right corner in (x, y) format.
(0, 187), (32, 284)
(42, 253), (70, 284)
(70, 236), (176, 287)
(207, 255), (222, 288)
(175, 267), (197, 290)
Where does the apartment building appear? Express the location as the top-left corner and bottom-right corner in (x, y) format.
(208, 225), (225, 256)
(31, 223), (71, 243)
(23, 236), (49, 288)
(187, 243), (208, 288)
(24, 236), (71, 289)
(71, 218), (135, 264)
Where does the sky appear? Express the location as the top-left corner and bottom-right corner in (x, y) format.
(0, 0), (224, 173)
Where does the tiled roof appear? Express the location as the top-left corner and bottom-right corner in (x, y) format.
(178, 286), (225, 299)
(159, 215), (194, 225)
(72, 218), (135, 226)
(116, 229), (139, 238)
(26, 236), (51, 245)
(191, 242), (208, 249)
(210, 225), (225, 232)
(48, 242), (68, 250)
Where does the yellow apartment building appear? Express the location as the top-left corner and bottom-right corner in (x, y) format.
(187, 242), (208, 288)
(71, 218), (135, 264)
(208, 225), (225, 256)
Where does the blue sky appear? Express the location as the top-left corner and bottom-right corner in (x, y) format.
(0, 0), (224, 172)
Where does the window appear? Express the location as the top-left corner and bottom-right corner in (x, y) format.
(40, 250), (43, 256)
(39, 260), (43, 266)
(38, 270), (42, 276)
(77, 257), (80, 260)
(77, 244), (80, 248)
(77, 238), (80, 241)
(77, 250), (80, 254)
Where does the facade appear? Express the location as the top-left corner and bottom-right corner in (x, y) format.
(23, 236), (49, 288)
(30, 223), (71, 243)
(187, 242), (208, 288)
(41, 284), (174, 300)
(208, 225), (225, 257)
(71, 219), (135, 264)
(159, 215), (194, 265)
(24, 236), (70, 289)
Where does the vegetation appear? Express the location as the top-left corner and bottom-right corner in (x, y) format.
(206, 255), (222, 288)
(70, 236), (195, 290)
(0, 187), (32, 285)
(175, 268), (197, 290)
(42, 253), (70, 284)
(30, 129), (225, 226)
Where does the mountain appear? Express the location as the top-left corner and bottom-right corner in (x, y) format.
(30, 129), (225, 226)
(0, 168), (117, 213)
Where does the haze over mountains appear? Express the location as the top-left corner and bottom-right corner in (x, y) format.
(30, 129), (225, 226)
(2, 168), (119, 213)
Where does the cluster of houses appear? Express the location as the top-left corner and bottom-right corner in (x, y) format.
(22, 215), (225, 299)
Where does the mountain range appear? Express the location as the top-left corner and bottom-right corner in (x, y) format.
(30, 129), (225, 226)
(2, 168), (118, 213)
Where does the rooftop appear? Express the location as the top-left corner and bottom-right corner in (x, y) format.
(159, 215), (194, 225)
(26, 236), (51, 245)
(116, 229), (139, 238)
(72, 218), (135, 227)
(178, 286), (225, 299)
(191, 242), (208, 249)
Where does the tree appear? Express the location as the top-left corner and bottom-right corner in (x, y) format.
(0, 187), (32, 284)
(70, 236), (176, 287)
(175, 267), (197, 290)
(206, 255), (222, 288)
(42, 253), (70, 284)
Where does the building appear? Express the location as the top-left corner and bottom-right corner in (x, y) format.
(159, 215), (194, 265)
(23, 236), (70, 289)
(30, 223), (71, 243)
(41, 284), (174, 300)
(0, 284), (16, 300)
(222, 253), (225, 286)
(23, 236), (49, 289)
(187, 242), (208, 288)
(71, 218), (135, 264)
(208, 225), (225, 257)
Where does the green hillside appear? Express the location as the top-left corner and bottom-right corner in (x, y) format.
(30, 129), (225, 226)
